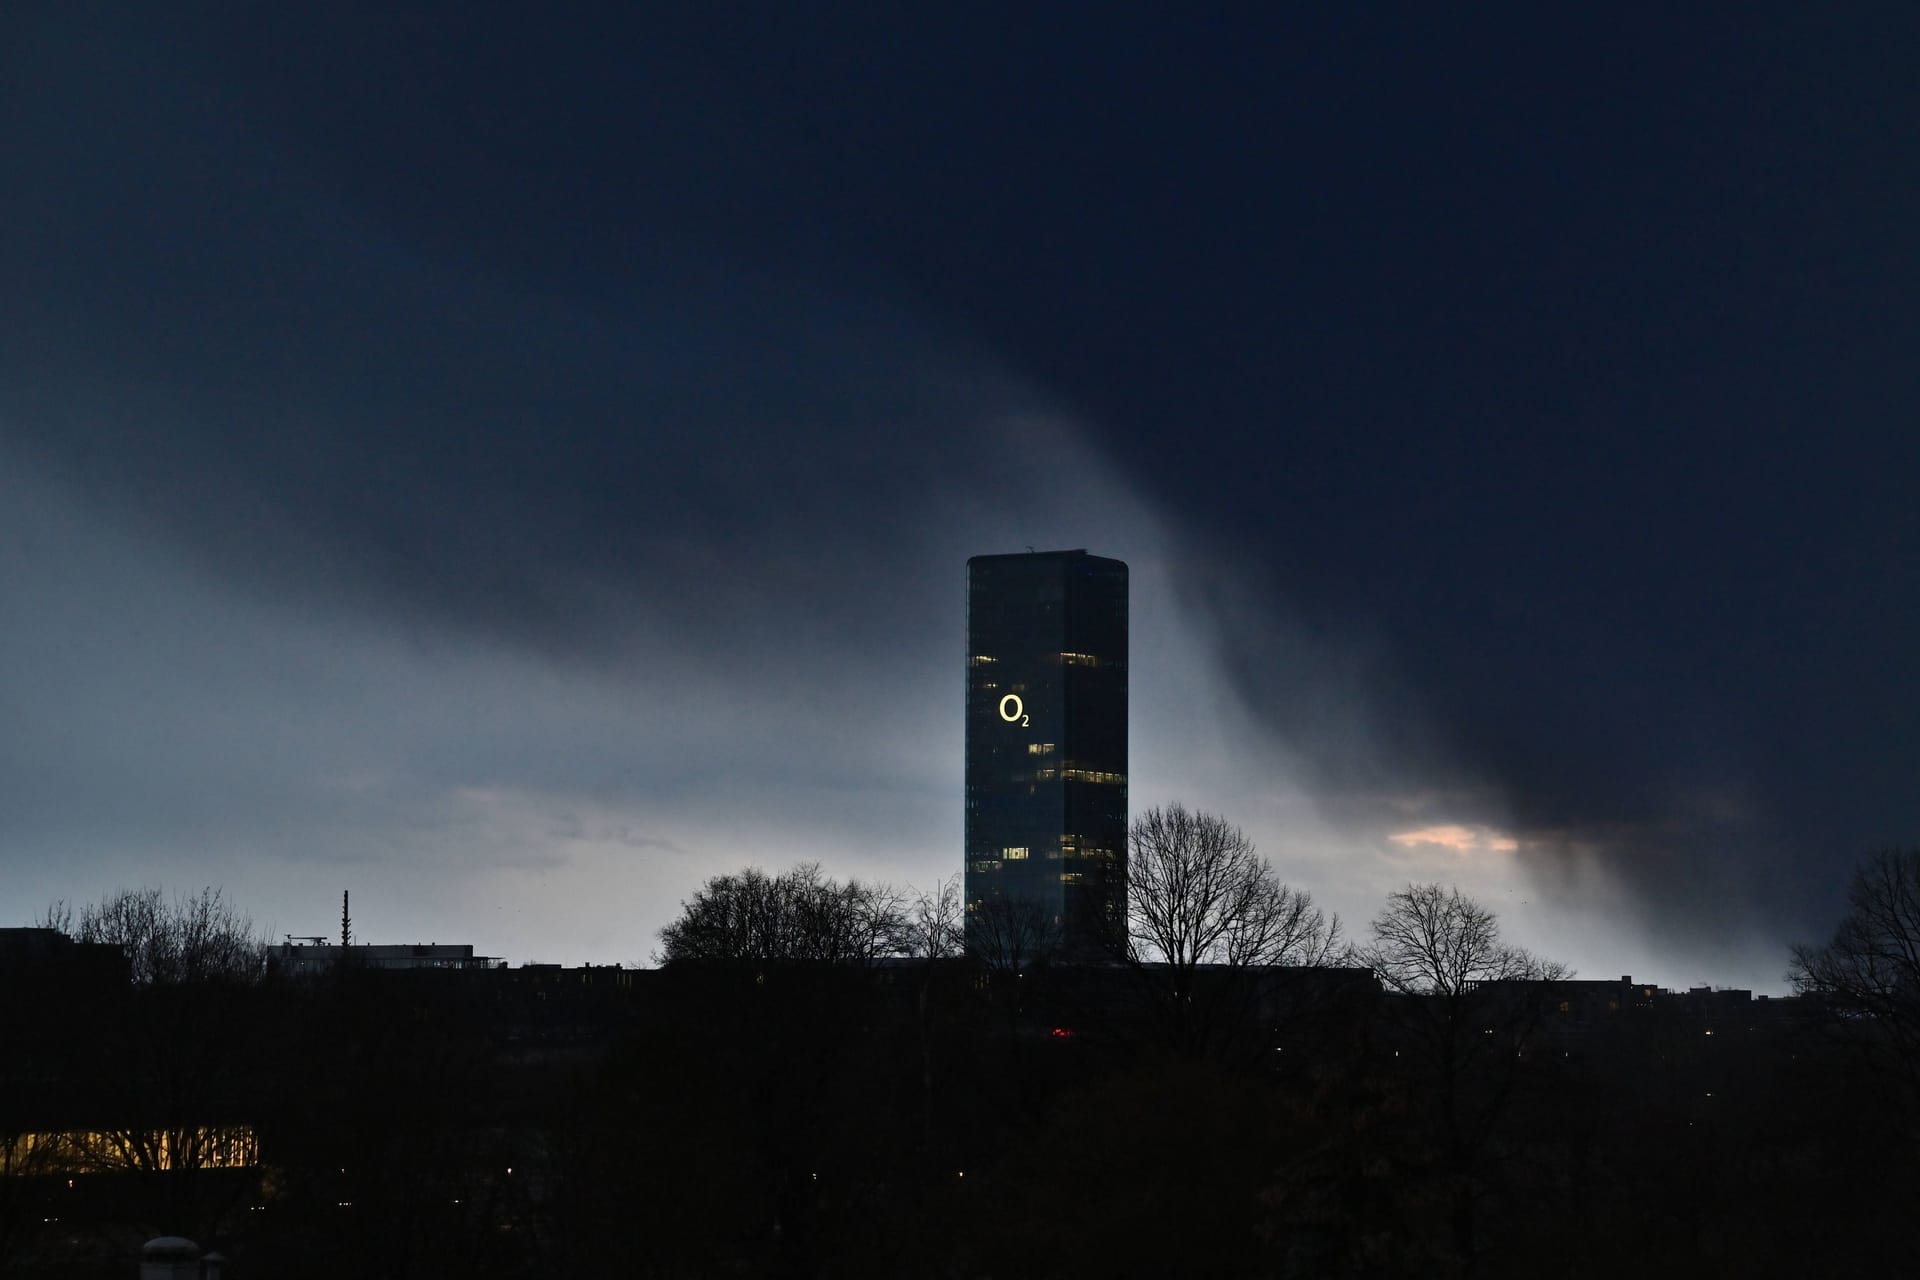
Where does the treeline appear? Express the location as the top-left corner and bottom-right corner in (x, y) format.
(6, 828), (1920, 1277)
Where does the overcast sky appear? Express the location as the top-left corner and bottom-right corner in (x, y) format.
(4, 5), (1917, 989)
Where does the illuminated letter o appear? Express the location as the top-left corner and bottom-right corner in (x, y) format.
(998, 694), (1024, 723)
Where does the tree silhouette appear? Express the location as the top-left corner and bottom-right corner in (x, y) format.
(964, 892), (1062, 978)
(1791, 848), (1920, 1127)
(1115, 803), (1345, 1057)
(656, 863), (908, 966)
(905, 874), (966, 959)
(1358, 883), (1569, 1272)
(1361, 883), (1563, 1001)
(40, 887), (266, 986)
(26, 888), (269, 1244)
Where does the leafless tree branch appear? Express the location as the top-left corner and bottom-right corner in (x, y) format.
(41, 886), (265, 985)
(1791, 849), (1920, 1116)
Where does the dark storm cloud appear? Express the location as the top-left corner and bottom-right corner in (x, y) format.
(0, 8), (1225, 963)
(4, 5), (1916, 984)
(0, 41), (980, 660)
(899, 5), (1920, 956)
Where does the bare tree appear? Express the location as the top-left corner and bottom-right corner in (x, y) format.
(905, 875), (965, 960)
(1359, 883), (1569, 1271)
(1362, 882), (1565, 1000)
(1791, 849), (1920, 1121)
(1117, 803), (1344, 1056)
(898, 874), (966, 1154)
(655, 863), (908, 966)
(964, 892), (1063, 978)
(1126, 804), (1343, 971)
(40, 886), (266, 985)
(35, 899), (73, 936)
(842, 874), (911, 963)
(23, 888), (267, 1241)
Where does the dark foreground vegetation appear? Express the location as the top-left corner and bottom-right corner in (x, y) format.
(6, 845), (1920, 1278)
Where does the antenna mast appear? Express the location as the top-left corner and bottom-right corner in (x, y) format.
(341, 890), (352, 949)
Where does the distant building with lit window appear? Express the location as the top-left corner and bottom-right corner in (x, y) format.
(964, 549), (1127, 958)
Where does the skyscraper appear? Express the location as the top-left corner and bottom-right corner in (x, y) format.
(964, 549), (1127, 956)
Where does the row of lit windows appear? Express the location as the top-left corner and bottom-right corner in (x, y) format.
(966, 865), (1091, 885)
(1031, 767), (1126, 784)
(970, 653), (1113, 668)
(971, 846), (1113, 864)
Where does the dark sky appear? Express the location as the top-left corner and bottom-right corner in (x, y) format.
(4, 4), (1916, 987)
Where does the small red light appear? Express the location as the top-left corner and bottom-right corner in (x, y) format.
(1051, 1027), (1074, 1038)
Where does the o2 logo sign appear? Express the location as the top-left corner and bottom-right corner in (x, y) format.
(998, 694), (1030, 727)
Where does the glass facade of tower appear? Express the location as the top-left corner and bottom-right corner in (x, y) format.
(964, 550), (1127, 954)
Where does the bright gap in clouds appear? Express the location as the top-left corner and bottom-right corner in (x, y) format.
(1389, 824), (1521, 854)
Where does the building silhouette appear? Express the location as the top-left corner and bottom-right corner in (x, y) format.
(271, 940), (502, 977)
(964, 549), (1128, 956)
